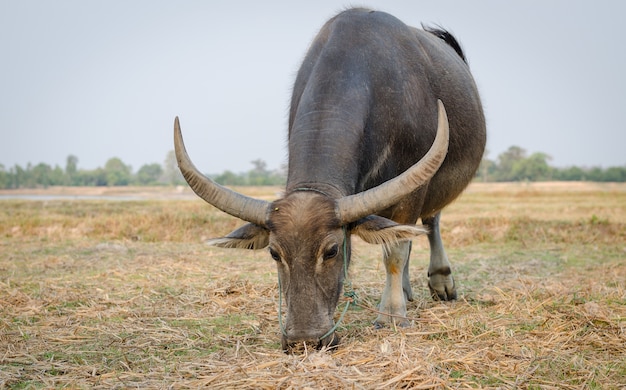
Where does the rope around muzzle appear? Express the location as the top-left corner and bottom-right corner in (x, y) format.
(277, 226), (357, 343)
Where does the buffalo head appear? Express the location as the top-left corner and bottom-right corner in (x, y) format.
(173, 101), (449, 352)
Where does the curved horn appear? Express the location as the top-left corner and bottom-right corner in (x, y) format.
(174, 117), (270, 226)
(337, 99), (450, 224)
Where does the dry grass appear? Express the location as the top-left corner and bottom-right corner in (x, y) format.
(1, 182), (625, 389)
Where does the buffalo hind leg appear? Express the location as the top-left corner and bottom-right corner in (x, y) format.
(423, 212), (457, 301)
(375, 240), (412, 328)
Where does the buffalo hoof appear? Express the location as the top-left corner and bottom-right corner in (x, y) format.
(373, 316), (411, 330)
(428, 273), (457, 301)
(281, 332), (339, 354)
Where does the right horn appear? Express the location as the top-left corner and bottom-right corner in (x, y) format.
(174, 117), (270, 227)
(336, 99), (449, 224)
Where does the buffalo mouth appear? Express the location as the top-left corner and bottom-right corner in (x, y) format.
(281, 332), (340, 354)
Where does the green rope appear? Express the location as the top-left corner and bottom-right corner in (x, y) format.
(277, 225), (357, 341)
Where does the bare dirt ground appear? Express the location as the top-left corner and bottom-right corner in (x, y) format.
(1, 182), (625, 389)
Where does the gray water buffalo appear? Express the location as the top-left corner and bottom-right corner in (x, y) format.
(174, 8), (485, 352)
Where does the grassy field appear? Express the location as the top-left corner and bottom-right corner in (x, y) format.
(1, 182), (625, 389)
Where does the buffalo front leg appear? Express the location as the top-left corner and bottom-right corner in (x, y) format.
(375, 240), (412, 328)
(402, 241), (414, 301)
(423, 212), (457, 301)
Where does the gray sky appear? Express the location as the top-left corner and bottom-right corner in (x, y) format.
(2, 0), (625, 174)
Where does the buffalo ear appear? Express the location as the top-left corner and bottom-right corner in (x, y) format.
(351, 215), (429, 247)
(206, 223), (270, 250)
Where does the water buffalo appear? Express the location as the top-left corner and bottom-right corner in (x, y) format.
(174, 8), (485, 352)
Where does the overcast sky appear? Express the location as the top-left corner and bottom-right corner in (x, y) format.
(2, 0), (625, 174)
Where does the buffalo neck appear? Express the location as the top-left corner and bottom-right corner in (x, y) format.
(286, 104), (368, 197)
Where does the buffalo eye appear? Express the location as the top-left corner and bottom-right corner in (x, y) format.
(323, 244), (339, 261)
(269, 248), (281, 262)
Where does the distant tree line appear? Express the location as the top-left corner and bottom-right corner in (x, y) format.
(478, 146), (626, 182)
(1, 146), (624, 189)
(0, 152), (287, 189)
(211, 159), (287, 186)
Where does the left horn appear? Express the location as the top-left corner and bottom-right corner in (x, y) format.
(336, 99), (449, 224)
(174, 117), (270, 226)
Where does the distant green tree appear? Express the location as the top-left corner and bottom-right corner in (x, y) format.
(553, 166), (586, 181)
(136, 163), (164, 185)
(495, 146), (527, 181)
(268, 169), (287, 186)
(162, 150), (184, 185)
(586, 167), (605, 182)
(10, 165), (22, 188)
(76, 168), (107, 186)
(50, 165), (65, 185)
(66, 155), (79, 185)
(31, 163), (52, 188)
(249, 159), (270, 185)
(510, 152), (552, 181)
(21, 163), (36, 187)
(601, 166), (626, 182)
(0, 164), (9, 189)
(214, 170), (246, 186)
(104, 157), (132, 186)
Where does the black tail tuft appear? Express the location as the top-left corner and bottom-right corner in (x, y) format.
(422, 24), (467, 64)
